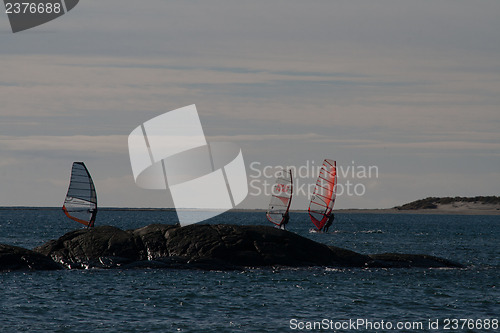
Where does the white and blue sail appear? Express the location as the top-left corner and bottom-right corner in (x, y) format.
(266, 169), (293, 226)
(62, 162), (97, 227)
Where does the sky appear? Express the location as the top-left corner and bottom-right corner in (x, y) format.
(1, 0), (499, 210)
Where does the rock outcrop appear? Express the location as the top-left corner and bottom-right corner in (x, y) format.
(0, 244), (63, 272)
(368, 253), (463, 268)
(30, 224), (464, 270)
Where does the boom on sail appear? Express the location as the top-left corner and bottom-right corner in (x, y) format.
(62, 162), (98, 228)
(308, 159), (337, 231)
(266, 169), (293, 227)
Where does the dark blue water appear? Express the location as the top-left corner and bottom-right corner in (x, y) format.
(1, 209), (498, 332)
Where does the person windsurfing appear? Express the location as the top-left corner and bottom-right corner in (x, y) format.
(323, 212), (334, 233)
(88, 208), (97, 228)
(280, 211), (290, 230)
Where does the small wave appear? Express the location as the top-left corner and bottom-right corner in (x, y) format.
(358, 230), (384, 234)
(324, 267), (344, 272)
(308, 229), (351, 234)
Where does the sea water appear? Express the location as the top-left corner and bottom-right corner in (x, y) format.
(0, 209), (498, 332)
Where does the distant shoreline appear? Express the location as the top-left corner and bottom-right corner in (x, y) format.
(335, 208), (500, 216)
(1, 206), (499, 215)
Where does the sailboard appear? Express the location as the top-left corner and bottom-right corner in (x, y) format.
(308, 159), (337, 231)
(266, 169), (293, 227)
(62, 162), (97, 228)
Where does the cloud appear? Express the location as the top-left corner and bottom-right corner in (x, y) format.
(1, 0), (499, 208)
(0, 135), (126, 154)
(342, 140), (500, 151)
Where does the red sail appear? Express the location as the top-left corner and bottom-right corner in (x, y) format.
(308, 160), (337, 231)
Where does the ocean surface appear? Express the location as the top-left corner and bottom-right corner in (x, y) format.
(0, 209), (498, 332)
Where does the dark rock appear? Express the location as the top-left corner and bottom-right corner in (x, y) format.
(368, 253), (464, 268)
(131, 224), (176, 260)
(163, 224), (358, 267)
(30, 224), (463, 270)
(328, 245), (374, 267)
(0, 244), (62, 271)
(34, 226), (142, 269)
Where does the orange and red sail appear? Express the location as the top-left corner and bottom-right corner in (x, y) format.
(308, 159), (337, 231)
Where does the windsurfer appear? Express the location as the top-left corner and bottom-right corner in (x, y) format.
(63, 162), (98, 228)
(323, 213), (334, 233)
(280, 211), (290, 230)
(88, 208), (97, 228)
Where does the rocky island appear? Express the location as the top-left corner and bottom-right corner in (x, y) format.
(395, 196), (500, 213)
(338, 196), (500, 215)
(1, 224), (463, 272)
